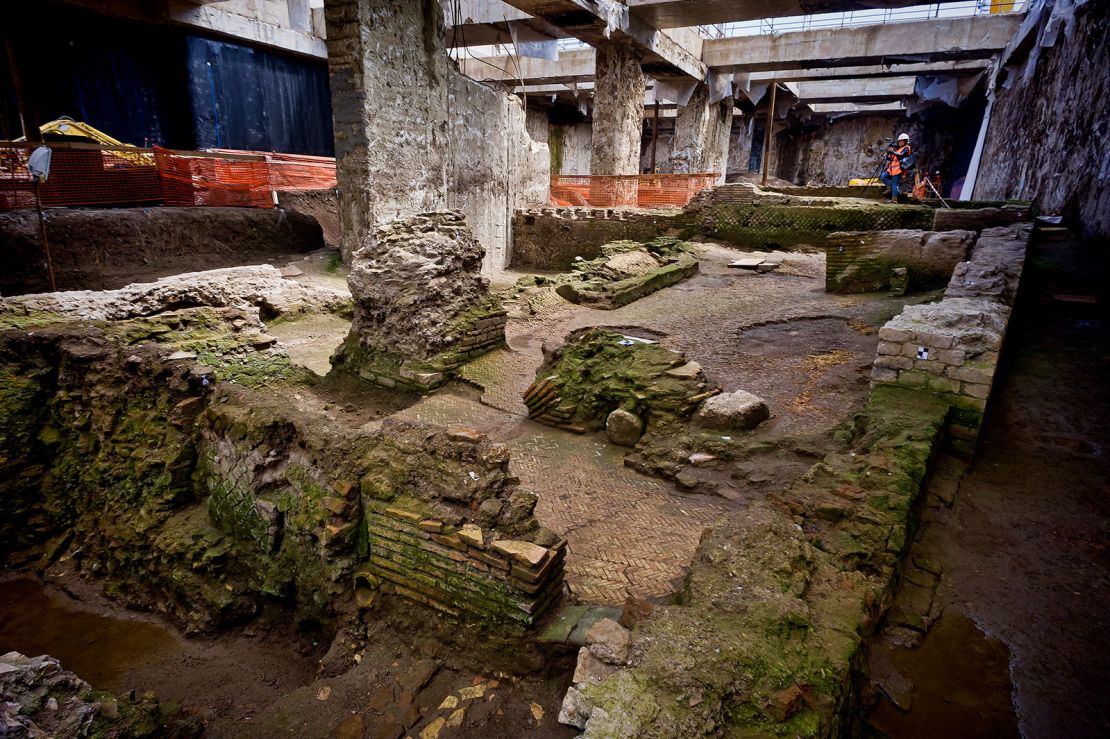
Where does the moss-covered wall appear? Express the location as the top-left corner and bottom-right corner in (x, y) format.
(0, 315), (565, 635)
(575, 386), (950, 737)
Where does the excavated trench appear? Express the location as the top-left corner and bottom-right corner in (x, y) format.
(0, 214), (1047, 737)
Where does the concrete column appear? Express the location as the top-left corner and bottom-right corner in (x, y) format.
(590, 41), (645, 205)
(323, 0), (449, 261)
(670, 84), (733, 178)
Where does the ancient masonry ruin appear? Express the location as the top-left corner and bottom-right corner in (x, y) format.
(331, 211), (507, 391)
(0, 0), (1106, 737)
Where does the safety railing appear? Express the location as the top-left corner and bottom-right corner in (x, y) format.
(0, 142), (160, 210)
(0, 142), (339, 211)
(208, 149), (338, 191)
(550, 173), (720, 208)
(700, 1), (1016, 38)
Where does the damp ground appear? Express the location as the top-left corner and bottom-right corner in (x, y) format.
(0, 242), (969, 738)
(863, 233), (1110, 737)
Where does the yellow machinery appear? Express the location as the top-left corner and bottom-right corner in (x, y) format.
(15, 117), (152, 165)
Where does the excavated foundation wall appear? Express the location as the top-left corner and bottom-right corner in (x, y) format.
(871, 223), (1031, 454)
(511, 208), (679, 271)
(0, 317), (563, 635)
(447, 70), (549, 272)
(825, 229), (978, 293)
(0, 207), (325, 296)
(323, 0), (548, 269)
(975, 1), (1109, 238)
(512, 184), (1033, 271)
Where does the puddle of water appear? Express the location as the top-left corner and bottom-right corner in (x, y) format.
(867, 612), (1019, 739)
(0, 577), (179, 691)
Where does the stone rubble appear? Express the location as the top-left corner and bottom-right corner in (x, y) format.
(695, 390), (770, 432)
(0, 651), (174, 737)
(331, 211), (506, 390)
(0, 265), (350, 322)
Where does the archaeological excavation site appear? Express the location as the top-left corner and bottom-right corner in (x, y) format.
(1, 1), (1107, 737)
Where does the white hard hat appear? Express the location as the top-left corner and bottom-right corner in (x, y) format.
(897, 133), (910, 141)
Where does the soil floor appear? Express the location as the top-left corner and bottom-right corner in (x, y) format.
(865, 234), (1110, 737)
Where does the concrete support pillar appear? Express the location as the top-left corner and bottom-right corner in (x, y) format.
(323, 0), (449, 261)
(590, 41), (644, 205)
(670, 84), (733, 179)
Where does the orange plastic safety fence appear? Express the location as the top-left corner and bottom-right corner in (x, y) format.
(550, 173), (719, 208)
(208, 149), (337, 191)
(0, 143), (161, 210)
(153, 146), (273, 208)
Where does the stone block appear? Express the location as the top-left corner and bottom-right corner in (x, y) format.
(913, 359), (946, 376)
(322, 496), (349, 516)
(695, 390), (770, 432)
(961, 382), (991, 399)
(874, 355), (913, 371)
(926, 376), (961, 394)
(458, 523), (484, 548)
(585, 618), (631, 665)
(491, 540), (550, 567)
(605, 408), (644, 447)
(573, 648), (617, 684)
(871, 367), (899, 383)
(946, 365), (993, 384)
(877, 341), (902, 356)
(878, 326), (913, 342)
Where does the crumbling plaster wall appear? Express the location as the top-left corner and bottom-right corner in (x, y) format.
(448, 71), (549, 272)
(552, 122), (595, 176)
(591, 43), (646, 176)
(324, 0), (449, 262)
(772, 103), (984, 195)
(670, 85), (734, 177)
(725, 116), (755, 179)
(779, 115), (905, 186)
(324, 0), (548, 269)
(975, 0), (1109, 237)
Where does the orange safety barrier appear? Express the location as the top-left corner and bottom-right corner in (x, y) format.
(550, 173), (720, 208)
(208, 149), (337, 191)
(0, 142), (161, 210)
(154, 146), (274, 208)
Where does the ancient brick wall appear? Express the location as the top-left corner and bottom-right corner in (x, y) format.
(362, 502), (565, 625)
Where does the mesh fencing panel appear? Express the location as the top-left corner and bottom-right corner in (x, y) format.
(154, 146), (273, 208)
(550, 173), (719, 208)
(0, 143), (161, 209)
(208, 149), (337, 191)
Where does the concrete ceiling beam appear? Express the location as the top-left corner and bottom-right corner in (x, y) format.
(626, 0), (974, 29)
(496, 0), (706, 80)
(703, 14), (1023, 72)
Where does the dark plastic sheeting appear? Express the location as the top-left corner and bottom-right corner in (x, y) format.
(186, 36), (334, 157)
(1, 4), (334, 156)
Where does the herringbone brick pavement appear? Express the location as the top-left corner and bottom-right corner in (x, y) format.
(396, 391), (728, 604)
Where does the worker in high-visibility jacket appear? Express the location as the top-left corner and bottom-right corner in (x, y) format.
(880, 133), (912, 203)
